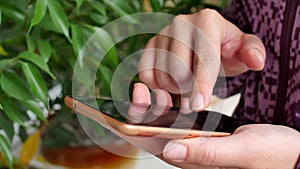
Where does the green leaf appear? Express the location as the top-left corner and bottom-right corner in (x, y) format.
(98, 66), (113, 96)
(1, 71), (32, 101)
(26, 35), (36, 52)
(88, 1), (106, 15)
(0, 134), (13, 169)
(150, 0), (164, 11)
(38, 13), (61, 33)
(91, 27), (119, 68)
(1, 99), (25, 125)
(131, 0), (142, 11)
(22, 62), (48, 105)
(103, 0), (138, 24)
(0, 59), (11, 70)
(18, 126), (28, 143)
(0, 45), (8, 57)
(0, 112), (14, 142)
(23, 100), (47, 122)
(37, 40), (52, 62)
(28, 0), (49, 33)
(74, 63), (92, 93)
(220, 0), (230, 8)
(47, 0), (71, 42)
(71, 24), (84, 57)
(0, 8), (2, 27)
(88, 12), (108, 25)
(75, 0), (86, 14)
(0, 1), (25, 22)
(18, 51), (56, 79)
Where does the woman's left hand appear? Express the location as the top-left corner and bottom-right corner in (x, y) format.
(162, 124), (300, 169)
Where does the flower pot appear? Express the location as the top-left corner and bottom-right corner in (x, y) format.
(40, 112), (139, 169)
(41, 142), (138, 169)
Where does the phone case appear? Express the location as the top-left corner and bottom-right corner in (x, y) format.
(64, 96), (233, 139)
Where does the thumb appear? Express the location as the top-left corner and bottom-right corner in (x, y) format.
(239, 33), (266, 71)
(163, 136), (245, 167)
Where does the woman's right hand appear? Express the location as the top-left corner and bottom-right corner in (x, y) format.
(138, 9), (266, 112)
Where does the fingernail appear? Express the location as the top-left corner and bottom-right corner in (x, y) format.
(180, 97), (192, 114)
(163, 142), (187, 162)
(253, 50), (264, 64)
(190, 93), (204, 111)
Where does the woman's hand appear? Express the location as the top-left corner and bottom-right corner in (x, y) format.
(130, 83), (300, 169)
(139, 9), (266, 111)
(162, 124), (300, 169)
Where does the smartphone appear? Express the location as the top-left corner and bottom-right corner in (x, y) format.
(64, 95), (243, 139)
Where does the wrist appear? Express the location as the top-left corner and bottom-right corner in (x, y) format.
(294, 131), (300, 169)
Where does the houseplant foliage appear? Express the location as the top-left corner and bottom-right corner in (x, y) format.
(0, 0), (230, 168)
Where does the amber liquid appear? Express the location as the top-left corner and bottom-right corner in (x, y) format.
(41, 144), (139, 169)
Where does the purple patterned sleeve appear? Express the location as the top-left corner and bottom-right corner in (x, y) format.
(297, 157), (300, 169)
(214, 0), (300, 131)
(293, 104), (300, 131)
(213, 73), (248, 98)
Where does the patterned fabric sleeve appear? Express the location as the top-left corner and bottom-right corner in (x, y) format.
(220, 5), (238, 25)
(297, 156), (300, 169)
(220, 1), (253, 33)
(213, 73), (248, 98)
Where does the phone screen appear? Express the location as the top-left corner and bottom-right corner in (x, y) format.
(72, 96), (244, 133)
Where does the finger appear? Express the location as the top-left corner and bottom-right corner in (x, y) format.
(187, 9), (244, 111)
(164, 15), (198, 94)
(152, 89), (173, 116)
(190, 13), (223, 112)
(139, 37), (160, 90)
(239, 34), (266, 70)
(128, 83), (151, 118)
(154, 34), (179, 93)
(180, 97), (192, 114)
(168, 38), (193, 93)
(163, 136), (245, 167)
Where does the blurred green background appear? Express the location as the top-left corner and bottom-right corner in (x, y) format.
(0, 0), (230, 168)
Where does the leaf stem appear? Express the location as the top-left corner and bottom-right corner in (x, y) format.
(0, 58), (19, 74)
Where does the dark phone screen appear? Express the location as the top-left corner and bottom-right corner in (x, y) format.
(74, 97), (244, 133)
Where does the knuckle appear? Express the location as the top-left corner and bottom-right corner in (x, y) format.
(170, 66), (192, 84)
(139, 70), (153, 84)
(157, 75), (171, 89)
(147, 36), (157, 45)
(195, 8), (222, 26)
(197, 8), (220, 20)
(155, 72), (178, 91)
(175, 14), (189, 20)
(177, 14), (189, 18)
(159, 26), (170, 37)
(172, 14), (190, 26)
(194, 54), (220, 69)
